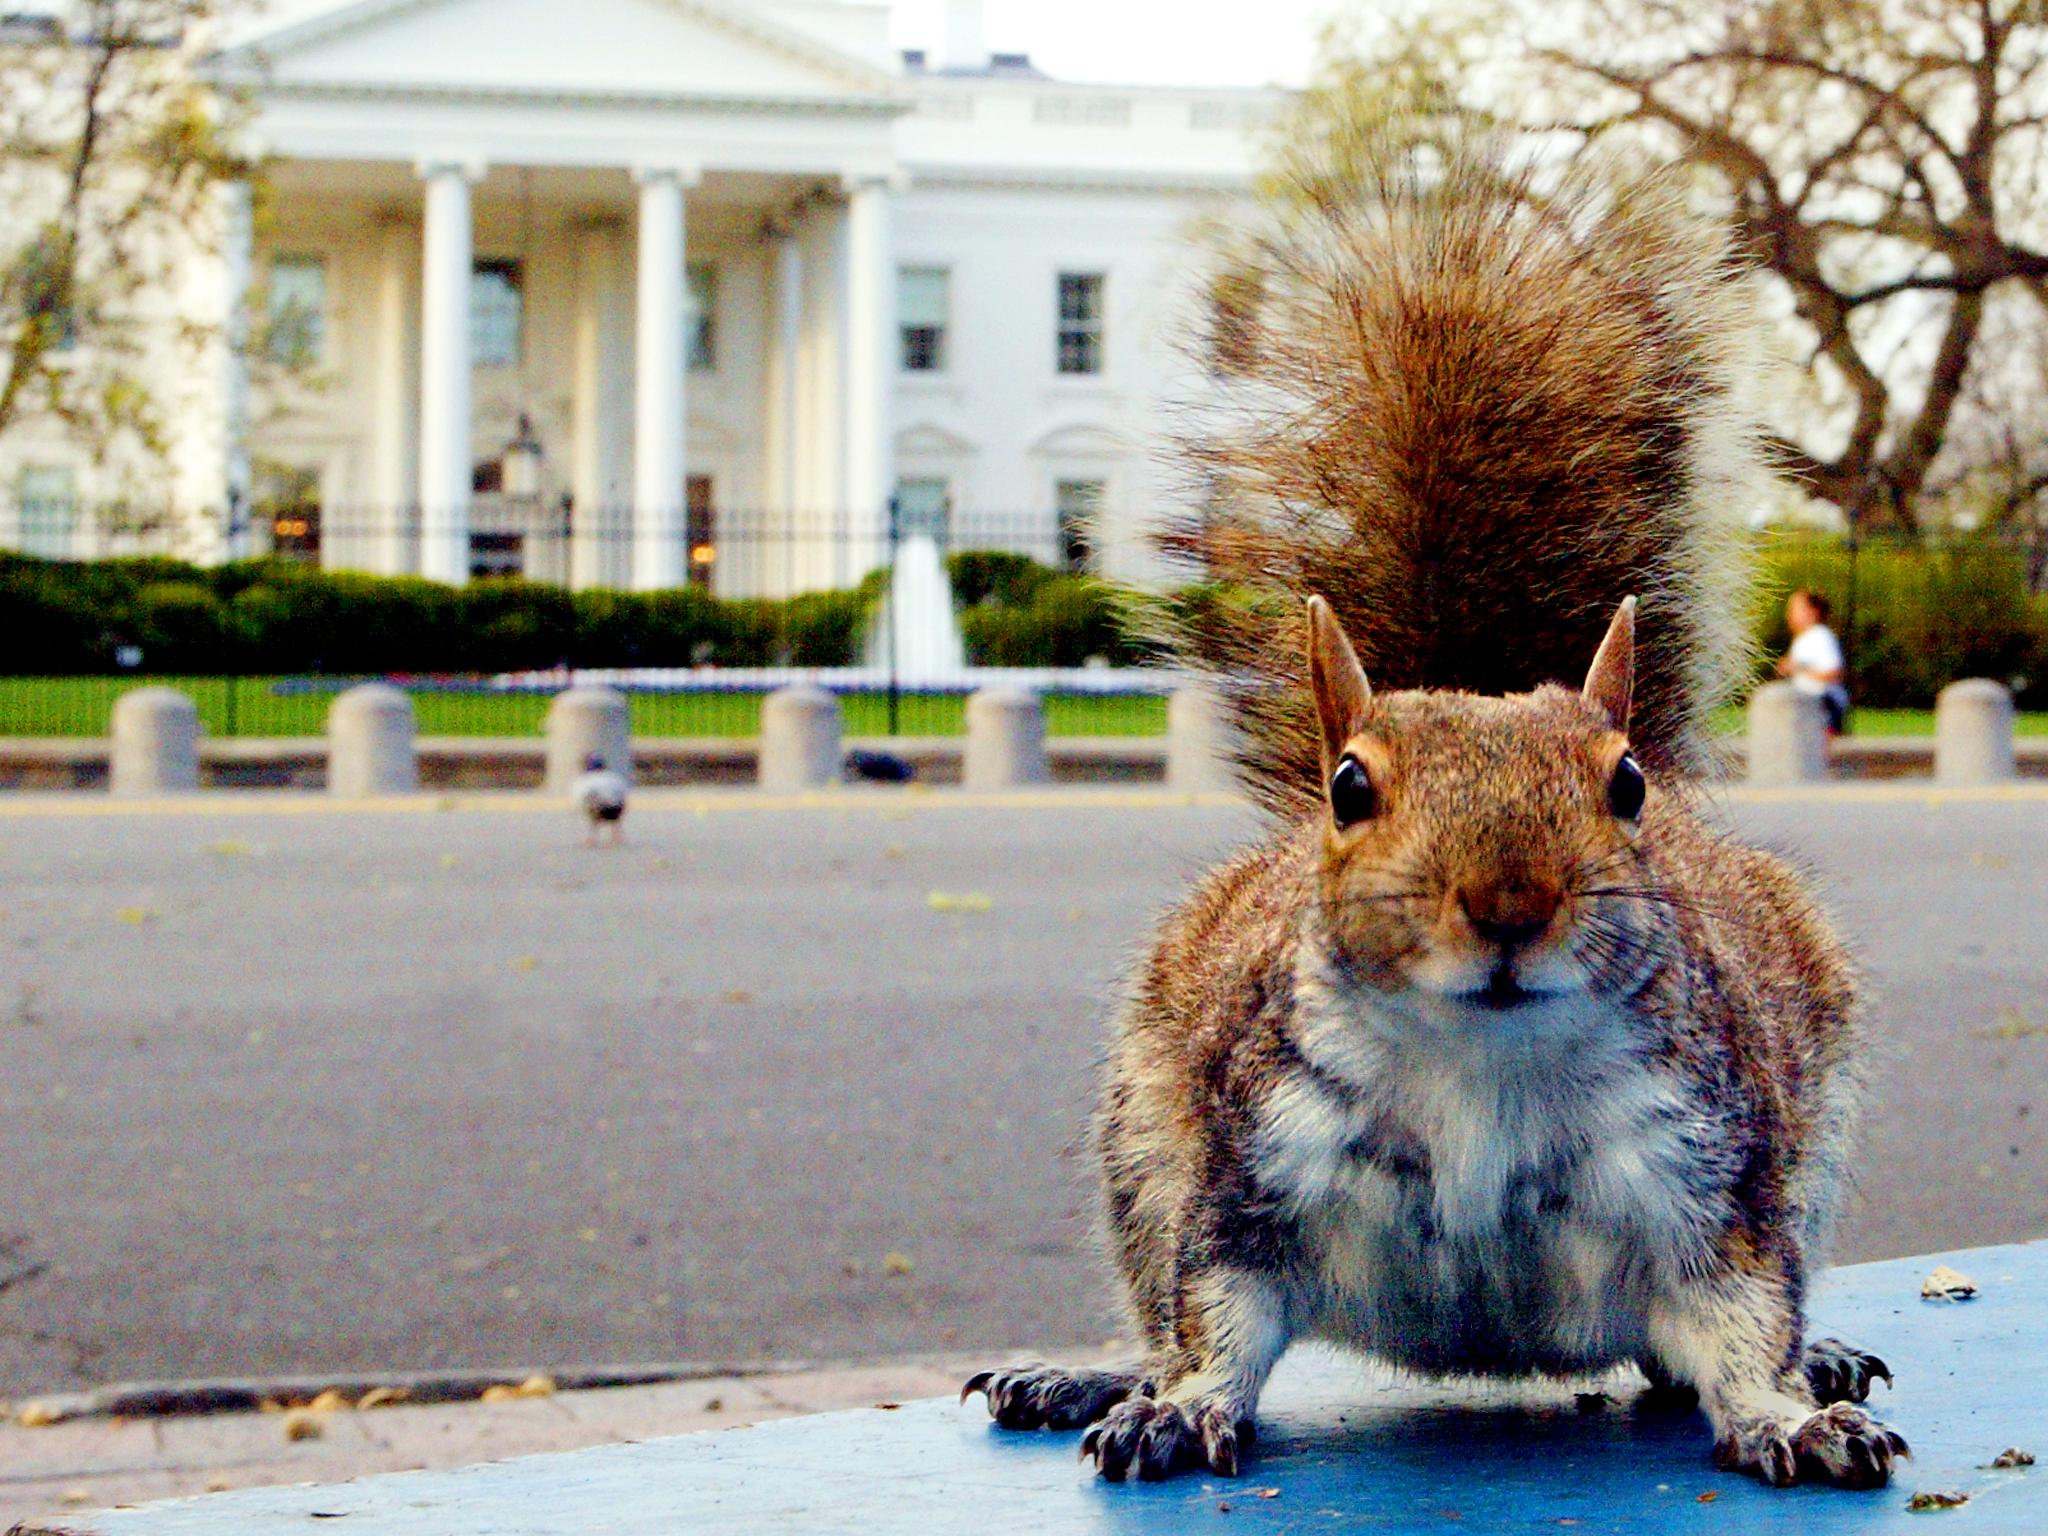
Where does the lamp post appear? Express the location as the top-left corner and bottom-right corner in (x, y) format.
(503, 412), (545, 501)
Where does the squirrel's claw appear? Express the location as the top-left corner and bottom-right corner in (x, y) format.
(1717, 1403), (1909, 1489)
(1079, 1397), (1240, 1481)
(962, 1362), (1146, 1431)
(1803, 1338), (1894, 1406)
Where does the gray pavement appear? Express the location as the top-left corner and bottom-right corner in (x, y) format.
(0, 788), (2042, 1405)
(0, 1354), (995, 1520)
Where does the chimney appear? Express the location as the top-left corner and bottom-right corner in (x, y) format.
(939, 0), (987, 72)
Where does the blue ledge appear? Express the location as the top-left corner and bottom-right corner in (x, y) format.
(86, 1242), (2045, 1534)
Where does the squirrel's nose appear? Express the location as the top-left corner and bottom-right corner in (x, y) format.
(1457, 881), (1561, 950)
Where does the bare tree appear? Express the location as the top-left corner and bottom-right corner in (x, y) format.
(1273, 0), (2048, 538)
(0, 0), (253, 501)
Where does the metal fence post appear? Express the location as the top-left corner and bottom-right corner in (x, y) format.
(1841, 521), (1860, 734)
(886, 493), (901, 738)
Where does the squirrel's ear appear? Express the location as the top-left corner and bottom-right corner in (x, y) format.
(1305, 595), (1372, 770)
(1581, 596), (1636, 732)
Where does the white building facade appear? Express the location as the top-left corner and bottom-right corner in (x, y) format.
(4, 0), (1273, 594)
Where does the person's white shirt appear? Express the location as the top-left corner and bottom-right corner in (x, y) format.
(1787, 624), (1845, 696)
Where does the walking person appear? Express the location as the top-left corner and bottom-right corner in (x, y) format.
(1777, 588), (1850, 735)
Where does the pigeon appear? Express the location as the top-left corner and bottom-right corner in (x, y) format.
(844, 748), (915, 783)
(572, 753), (629, 846)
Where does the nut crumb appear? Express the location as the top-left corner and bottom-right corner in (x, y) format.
(1990, 1447), (2035, 1468)
(1920, 1264), (1978, 1301)
(1907, 1490), (1971, 1511)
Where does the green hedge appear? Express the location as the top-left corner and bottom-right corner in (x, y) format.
(945, 550), (1150, 667)
(0, 553), (882, 675)
(1754, 537), (2048, 709)
(13, 539), (2036, 693)
(0, 550), (1128, 675)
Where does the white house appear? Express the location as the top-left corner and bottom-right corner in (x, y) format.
(4, 0), (1277, 595)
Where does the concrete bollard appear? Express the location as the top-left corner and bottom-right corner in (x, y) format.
(327, 683), (417, 797)
(759, 686), (842, 790)
(109, 687), (200, 796)
(963, 688), (1049, 789)
(1935, 678), (2016, 785)
(1746, 681), (1829, 786)
(1167, 685), (1238, 793)
(545, 686), (631, 794)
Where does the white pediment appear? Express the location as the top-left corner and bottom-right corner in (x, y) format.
(1028, 421), (1128, 458)
(895, 420), (978, 457)
(238, 0), (897, 103)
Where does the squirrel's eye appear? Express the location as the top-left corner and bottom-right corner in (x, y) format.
(1329, 755), (1375, 829)
(1609, 752), (1646, 821)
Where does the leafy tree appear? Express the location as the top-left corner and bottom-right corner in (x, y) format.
(0, 1), (255, 510)
(1270, 0), (2048, 541)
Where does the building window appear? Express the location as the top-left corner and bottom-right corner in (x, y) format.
(898, 267), (949, 373)
(469, 531), (524, 579)
(687, 475), (715, 589)
(266, 256), (326, 366)
(472, 259), (524, 367)
(1209, 268), (1263, 376)
(893, 477), (950, 543)
(15, 466), (78, 559)
(1055, 479), (1103, 572)
(1033, 94), (1133, 127)
(687, 262), (717, 372)
(254, 462), (322, 564)
(1057, 273), (1104, 375)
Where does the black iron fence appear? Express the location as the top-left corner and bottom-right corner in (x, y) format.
(0, 499), (1105, 586)
(6, 506), (2046, 738)
(0, 502), (1169, 738)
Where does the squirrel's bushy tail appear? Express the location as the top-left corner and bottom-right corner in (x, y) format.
(1165, 137), (1763, 812)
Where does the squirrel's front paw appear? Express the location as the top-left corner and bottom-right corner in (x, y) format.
(1079, 1397), (1242, 1481)
(1803, 1338), (1893, 1405)
(1715, 1403), (1908, 1489)
(960, 1362), (1147, 1431)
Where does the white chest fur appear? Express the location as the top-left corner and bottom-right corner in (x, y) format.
(1254, 961), (1727, 1376)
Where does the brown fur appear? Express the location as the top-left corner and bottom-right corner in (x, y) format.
(966, 136), (1900, 1491)
(1163, 139), (1759, 810)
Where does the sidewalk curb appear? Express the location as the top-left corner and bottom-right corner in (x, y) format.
(9, 1359), (826, 1426)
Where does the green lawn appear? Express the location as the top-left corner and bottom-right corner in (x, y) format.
(1706, 705), (2048, 737)
(6, 677), (2039, 742)
(0, 676), (1169, 739)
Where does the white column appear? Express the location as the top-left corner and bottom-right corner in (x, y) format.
(174, 180), (252, 563)
(218, 181), (253, 562)
(572, 219), (627, 590)
(840, 174), (896, 585)
(418, 158), (482, 587)
(370, 217), (418, 574)
(632, 164), (697, 591)
(773, 224), (804, 520)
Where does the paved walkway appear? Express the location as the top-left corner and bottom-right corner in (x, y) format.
(4, 789), (2044, 1403)
(54, 1242), (2048, 1535)
(1, 1355), (1007, 1527)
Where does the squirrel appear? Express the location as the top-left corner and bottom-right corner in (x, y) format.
(963, 140), (1908, 1490)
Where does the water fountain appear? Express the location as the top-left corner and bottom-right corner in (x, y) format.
(865, 533), (967, 682)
